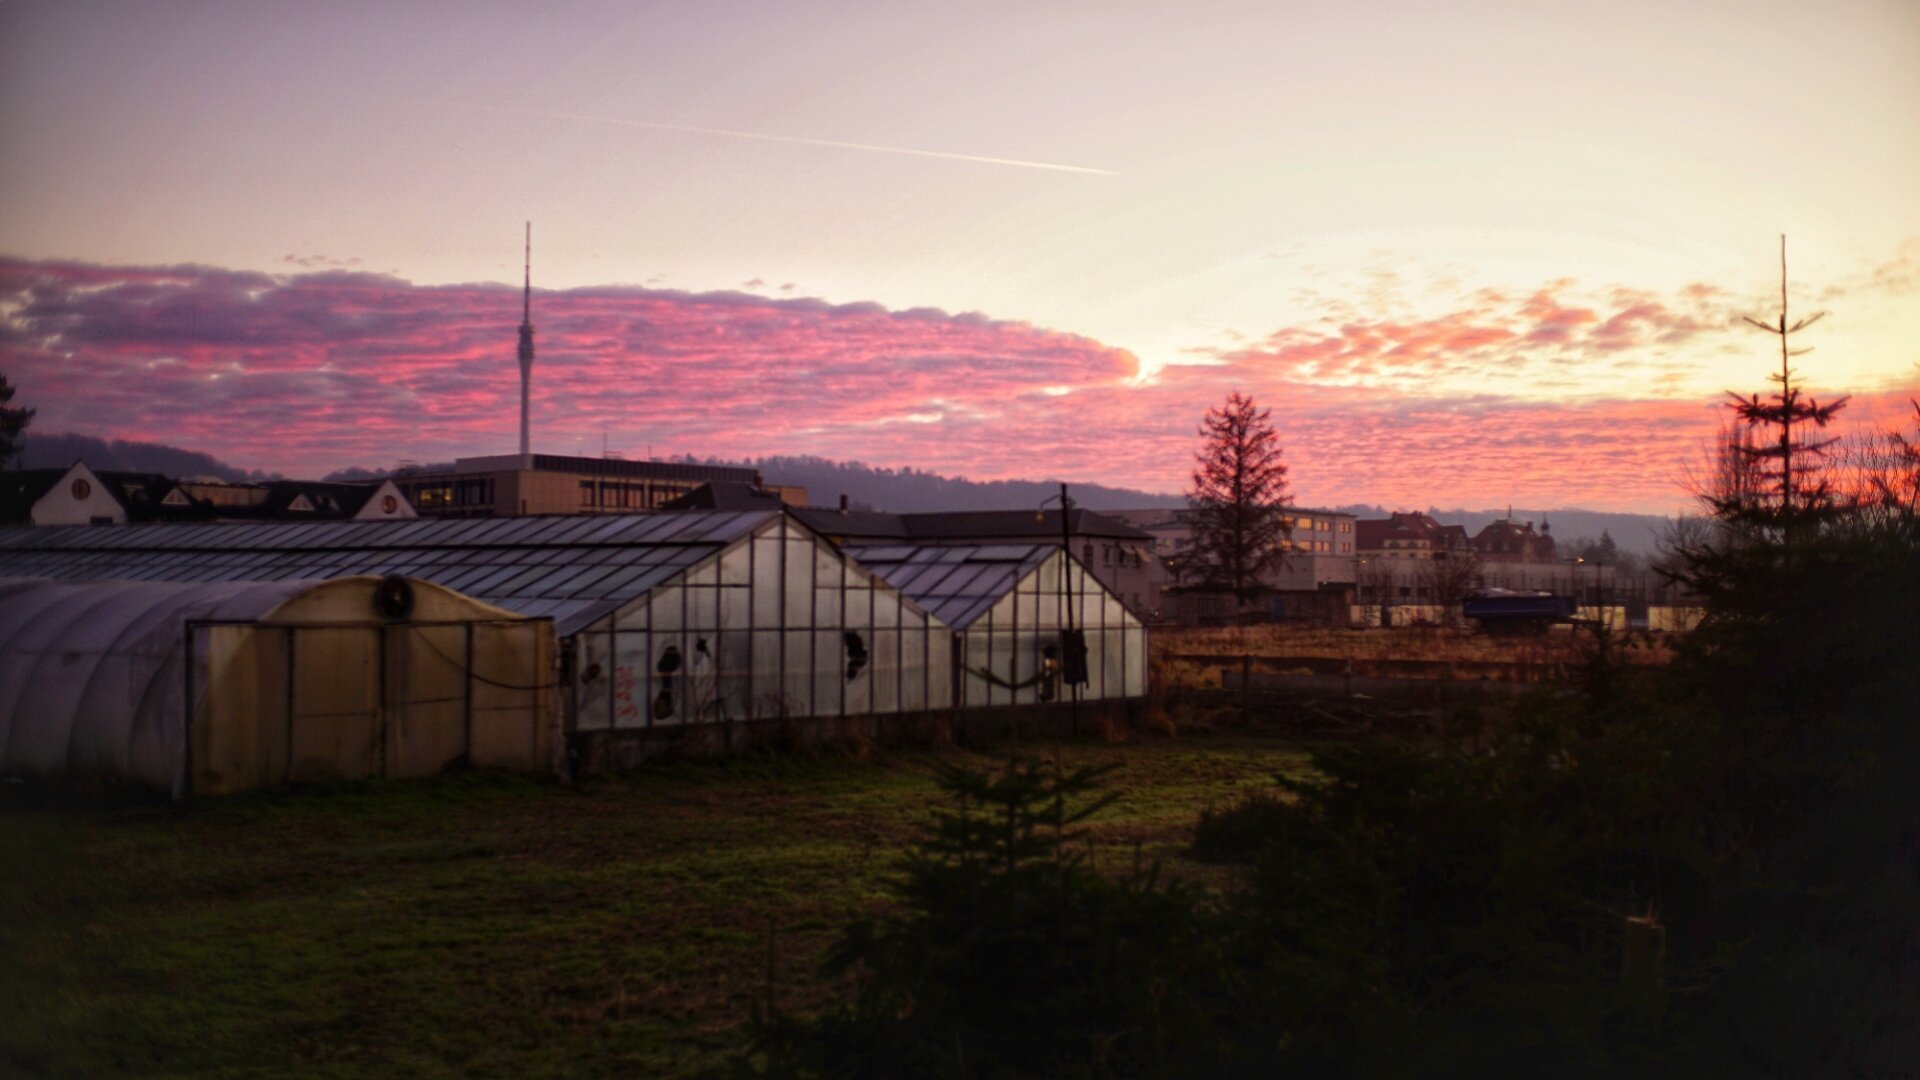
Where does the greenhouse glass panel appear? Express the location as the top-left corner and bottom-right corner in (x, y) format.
(575, 632), (613, 731)
(751, 535), (781, 605)
(783, 541), (813, 625)
(986, 617), (1015, 708)
(843, 645), (873, 716)
(1124, 628), (1147, 697)
(611, 631), (649, 728)
(720, 543), (751, 586)
(812, 630), (843, 717)
(716, 630), (752, 722)
(718, 584), (751, 630)
(781, 630), (813, 717)
(926, 631), (952, 712)
(901, 627), (928, 711)
(843, 586), (872, 632)
(686, 585), (718, 631)
(750, 629), (782, 718)
(650, 586), (684, 632)
(871, 628), (899, 713)
(813, 587), (840, 629)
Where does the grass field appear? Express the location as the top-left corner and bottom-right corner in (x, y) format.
(1, 733), (1312, 1079)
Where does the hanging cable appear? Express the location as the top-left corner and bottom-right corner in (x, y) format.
(412, 626), (560, 691)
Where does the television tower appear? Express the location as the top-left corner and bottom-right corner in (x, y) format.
(517, 222), (535, 462)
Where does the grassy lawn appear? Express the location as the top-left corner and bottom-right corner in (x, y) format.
(1, 732), (1311, 1079)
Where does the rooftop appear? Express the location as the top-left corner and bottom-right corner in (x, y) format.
(0, 511), (777, 635)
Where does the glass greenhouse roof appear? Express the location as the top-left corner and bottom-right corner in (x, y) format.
(0, 512), (777, 636)
(845, 543), (1057, 629)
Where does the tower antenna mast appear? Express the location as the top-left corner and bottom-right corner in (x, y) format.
(517, 222), (536, 461)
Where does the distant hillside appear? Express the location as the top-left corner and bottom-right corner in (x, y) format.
(14, 432), (268, 481)
(722, 455), (1185, 513)
(732, 459), (1672, 554)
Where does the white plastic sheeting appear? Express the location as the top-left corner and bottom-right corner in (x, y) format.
(0, 577), (324, 797)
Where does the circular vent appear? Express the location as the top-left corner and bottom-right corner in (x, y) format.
(374, 574), (416, 622)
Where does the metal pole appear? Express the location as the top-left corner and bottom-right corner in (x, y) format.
(181, 622), (195, 800)
(285, 628), (296, 785)
(464, 622), (475, 763)
(1060, 482), (1079, 738)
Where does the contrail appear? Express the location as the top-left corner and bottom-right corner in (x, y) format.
(476, 104), (1117, 176)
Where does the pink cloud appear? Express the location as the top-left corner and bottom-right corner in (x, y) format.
(3, 257), (1911, 514)
(1213, 279), (1732, 388)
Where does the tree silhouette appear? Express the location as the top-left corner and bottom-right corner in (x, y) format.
(1717, 236), (1849, 538)
(1182, 392), (1291, 602)
(0, 373), (33, 469)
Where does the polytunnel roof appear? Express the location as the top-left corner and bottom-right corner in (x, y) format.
(0, 511), (778, 636)
(843, 543), (1057, 629)
(0, 577), (334, 648)
(0, 577), (343, 796)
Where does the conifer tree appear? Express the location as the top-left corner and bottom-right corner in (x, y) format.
(1717, 236), (1849, 538)
(0, 373), (33, 469)
(1183, 392), (1291, 601)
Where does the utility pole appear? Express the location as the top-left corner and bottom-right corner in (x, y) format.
(1059, 482), (1081, 738)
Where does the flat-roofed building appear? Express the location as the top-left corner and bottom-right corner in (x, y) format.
(392, 454), (805, 518)
(1105, 505), (1357, 623)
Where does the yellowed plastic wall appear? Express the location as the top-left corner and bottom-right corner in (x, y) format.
(191, 578), (554, 795)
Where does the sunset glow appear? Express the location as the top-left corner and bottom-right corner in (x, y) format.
(3, 1), (1916, 513)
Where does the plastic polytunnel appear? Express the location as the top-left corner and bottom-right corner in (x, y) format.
(0, 576), (554, 797)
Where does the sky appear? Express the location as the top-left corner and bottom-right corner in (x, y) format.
(2, 0), (1916, 514)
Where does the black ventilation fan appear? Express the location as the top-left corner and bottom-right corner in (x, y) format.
(374, 575), (416, 622)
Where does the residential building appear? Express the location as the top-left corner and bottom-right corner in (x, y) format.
(1353, 511), (1477, 609)
(1472, 515), (1558, 563)
(1, 462), (412, 525)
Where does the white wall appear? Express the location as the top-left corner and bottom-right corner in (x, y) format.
(31, 464), (126, 525)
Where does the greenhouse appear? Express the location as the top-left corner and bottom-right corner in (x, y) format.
(0, 511), (954, 746)
(565, 513), (953, 732)
(0, 575), (552, 797)
(846, 544), (1149, 710)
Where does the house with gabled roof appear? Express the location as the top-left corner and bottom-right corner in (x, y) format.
(0, 462), (177, 525)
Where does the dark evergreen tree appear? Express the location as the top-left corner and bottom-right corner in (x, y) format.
(739, 758), (1239, 1078)
(1714, 236), (1849, 538)
(0, 373), (33, 469)
(1182, 392), (1291, 602)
